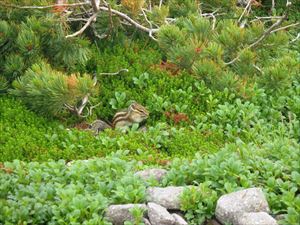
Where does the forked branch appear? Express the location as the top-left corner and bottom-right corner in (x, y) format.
(64, 68), (128, 117)
(225, 0), (292, 65)
(0, 1), (89, 9)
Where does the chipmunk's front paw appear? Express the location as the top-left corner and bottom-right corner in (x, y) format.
(139, 125), (148, 132)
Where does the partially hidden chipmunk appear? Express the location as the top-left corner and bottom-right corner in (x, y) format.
(89, 102), (149, 134)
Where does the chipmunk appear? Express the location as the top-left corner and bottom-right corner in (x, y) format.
(89, 102), (149, 134)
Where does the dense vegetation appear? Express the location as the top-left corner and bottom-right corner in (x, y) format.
(0, 142), (299, 224)
(0, 0), (299, 224)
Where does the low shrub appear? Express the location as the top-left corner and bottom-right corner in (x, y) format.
(165, 138), (300, 225)
(0, 97), (221, 163)
(0, 152), (145, 224)
(0, 139), (299, 224)
(10, 62), (98, 117)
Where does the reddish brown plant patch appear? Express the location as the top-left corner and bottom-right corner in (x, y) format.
(73, 121), (90, 130)
(152, 61), (181, 76)
(165, 112), (189, 124)
(0, 163), (14, 174)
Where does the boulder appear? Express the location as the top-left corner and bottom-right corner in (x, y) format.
(172, 213), (188, 225)
(236, 212), (278, 225)
(215, 188), (270, 225)
(135, 168), (168, 183)
(148, 202), (175, 225)
(274, 214), (286, 222)
(143, 218), (152, 225)
(205, 218), (222, 225)
(146, 186), (186, 209)
(105, 204), (147, 225)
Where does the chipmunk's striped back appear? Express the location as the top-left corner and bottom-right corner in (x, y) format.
(112, 102), (149, 128)
(88, 102), (149, 134)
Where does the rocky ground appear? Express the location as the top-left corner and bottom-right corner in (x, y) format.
(105, 168), (280, 225)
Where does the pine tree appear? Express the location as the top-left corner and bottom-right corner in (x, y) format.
(11, 62), (98, 116)
(157, 11), (299, 92)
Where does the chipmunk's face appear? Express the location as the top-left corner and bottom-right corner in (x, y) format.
(129, 102), (149, 123)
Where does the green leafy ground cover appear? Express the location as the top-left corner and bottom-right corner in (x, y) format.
(0, 96), (221, 163)
(0, 141), (299, 224)
(1, 39), (300, 224)
(1, 1), (300, 224)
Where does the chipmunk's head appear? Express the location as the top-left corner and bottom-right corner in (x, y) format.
(128, 102), (149, 123)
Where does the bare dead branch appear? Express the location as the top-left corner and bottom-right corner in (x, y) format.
(271, 0), (276, 11)
(253, 64), (263, 73)
(270, 22), (300, 33)
(290, 32), (300, 43)
(159, 0), (163, 9)
(107, 4), (114, 37)
(225, 1), (292, 65)
(0, 1), (89, 9)
(64, 75), (99, 117)
(67, 4), (159, 39)
(88, 102), (101, 116)
(98, 69), (129, 76)
(67, 18), (89, 22)
(99, 6), (159, 34)
(91, 0), (100, 12)
(250, 16), (284, 23)
(77, 95), (90, 115)
(141, 9), (158, 41)
(65, 12), (100, 38)
(238, 0), (252, 23)
(201, 9), (222, 30)
(64, 68), (128, 117)
(3, 0), (158, 39)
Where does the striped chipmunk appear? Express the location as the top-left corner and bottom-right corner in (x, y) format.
(89, 102), (149, 134)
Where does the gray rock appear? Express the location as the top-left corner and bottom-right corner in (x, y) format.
(146, 186), (186, 209)
(274, 214), (286, 221)
(148, 202), (175, 225)
(105, 204), (147, 225)
(205, 218), (222, 225)
(215, 188), (270, 225)
(135, 168), (168, 183)
(236, 212), (278, 225)
(143, 218), (152, 225)
(172, 213), (188, 225)
(168, 210), (185, 218)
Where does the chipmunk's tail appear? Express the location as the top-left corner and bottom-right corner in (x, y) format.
(89, 120), (112, 135)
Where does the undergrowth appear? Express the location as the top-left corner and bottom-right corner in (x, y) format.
(0, 97), (221, 163)
(0, 4), (300, 225)
(0, 142), (299, 224)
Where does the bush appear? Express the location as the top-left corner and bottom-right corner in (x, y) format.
(0, 139), (299, 224)
(157, 15), (299, 92)
(0, 15), (91, 84)
(165, 138), (300, 225)
(10, 62), (98, 117)
(0, 97), (221, 163)
(0, 153), (145, 224)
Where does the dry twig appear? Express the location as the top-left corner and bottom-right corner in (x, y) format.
(290, 32), (300, 43)
(238, 0), (252, 23)
(66, 12), (100, 38)
(98, 69), (129, 76)
(271, 0), (276, 11)
(270, 22), (300, 33)
(225, 0), (292, 65)
(0, 1), (89, 9)
(99, 6), (159, 34)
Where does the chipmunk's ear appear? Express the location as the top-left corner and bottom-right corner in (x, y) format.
(129, 101), (137, 109)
